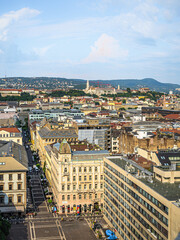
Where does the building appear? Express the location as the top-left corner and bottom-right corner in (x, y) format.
(0, 89), (22, 97)
(0, 127), (22, 145)
(111, 129), (121, 154)
(104, 156), (180, 240)
(73, 118), (111, 151)
(0, 141), (28, 215)
(35, 122), (78, 165)
(118, 125), (180, 155)
(44, 139), (109, 214)
(29, 109), (84, 121)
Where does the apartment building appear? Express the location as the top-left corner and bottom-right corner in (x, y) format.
(0, 141), (28, 215)
(0, 127), (22, 145)
(104, 156), (180, 240)
(44, 139), (109, 213)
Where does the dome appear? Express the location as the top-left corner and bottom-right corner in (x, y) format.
(59, 139), (71, 154)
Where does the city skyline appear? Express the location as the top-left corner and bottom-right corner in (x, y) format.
(0, 0), (180, 84)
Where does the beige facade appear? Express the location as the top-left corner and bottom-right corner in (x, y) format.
(44, 140), (109, 213)
(0, 128), (22, 145)
(0, 141), (28, 215)
(34, 123), (78, 166)
(104, 156), (180, 240)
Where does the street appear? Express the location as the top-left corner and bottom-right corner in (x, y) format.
(8, 129), (101, 240)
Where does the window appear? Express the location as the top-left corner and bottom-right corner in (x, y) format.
(101, 175), (103, 180)
(62, 185), (65, 191)
(8, 196), (13, 204)
(89, 175), (92, 181)
(67, 195), (70, 200)
(62, 195), (65, 200)
(0, 175), (3, 181)
(0, 196), (4, 204)
(73, 176), (76, 181)
(100, 183), (103, 189)
(84, 184), (87, 190)
(95, 194), (97, 199)
(9, 174), (12, 181)
(18, 195), (22, 203)
(101, 193), (103, 199)
(67, 176), (70, 181)
(89, 194), (92, 199)
(95, 167), (98, 172)
(67, 185), (70, 190)
(64, 159), (67, 162)
(89, 184), (92, 189)
(18, 184), (21, 190)
(79, 185), (82, 190)
(79, 194), (82, 200)
(64, 168), (67, 173)
(73, 185), (76, 190)
(95, 184), (97, 189)
(9, 184), (13, 190)
(79, 167), (81, 172)
(84, 194), (87, 199)
(0, 185), (3, 191)
(84, 167), (86, 172)
(73, 167), (76, 173)
(89, 167), (92, 172)
(18, 174), (21, 180)
(84, 176), (87, 181)
(95, 175), (98, 180)
(73, 195), (76, 200)
(79, 176), (81, 181)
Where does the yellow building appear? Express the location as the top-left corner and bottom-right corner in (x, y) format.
(0, 141), (28, 215)
(104, 156), (180, 240)
(35, 123), (78, 165)
(44, 139), (109, 213)
(0, 127), (22, 145)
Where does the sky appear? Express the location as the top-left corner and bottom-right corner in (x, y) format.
(0, 0), (180, 84)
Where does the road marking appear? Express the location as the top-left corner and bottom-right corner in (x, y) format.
(29, 221), (36, 240)
(56, 220), (67, 240)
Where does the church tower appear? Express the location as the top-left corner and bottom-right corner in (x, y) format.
(86, 80), (89, 90)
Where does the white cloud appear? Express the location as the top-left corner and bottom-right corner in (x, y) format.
(82, 34), (128, 63)
(0, 8), (40, 41)
(0, 49), (4, 54)
(33, 45), (54, 57)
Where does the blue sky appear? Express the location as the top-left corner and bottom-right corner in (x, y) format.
(0, 0), (180, 84)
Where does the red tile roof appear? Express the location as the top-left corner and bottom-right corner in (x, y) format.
(164, 114), (180, 120)
(0, 127), (20, 133)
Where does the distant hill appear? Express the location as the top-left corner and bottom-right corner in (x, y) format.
(89, 78), (180, 92)
(0, 77), (179, 92)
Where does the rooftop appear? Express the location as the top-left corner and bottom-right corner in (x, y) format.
(107, 156), (180, 201)
(0, 141), (28, 171)
(39, 127), (78, 139)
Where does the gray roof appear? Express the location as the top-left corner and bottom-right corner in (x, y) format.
(72, 150), (109, 161)
(73, 150), (109, 155)
(38, 127), (78, 139)
(0, 140), (28, 169)
(108, 157), (180, 201)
